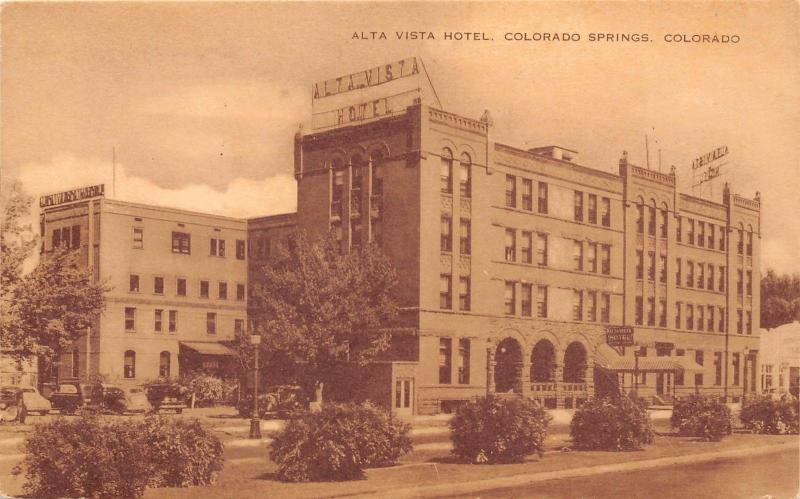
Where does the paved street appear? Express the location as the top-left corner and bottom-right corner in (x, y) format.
(446, 446), (800, 499)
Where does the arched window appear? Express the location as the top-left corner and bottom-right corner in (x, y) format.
(659, 203), (669, 238)
(124, 350), (136, 379)
(635, 198), (644, 234)
(648, 200), (657, 236)
(459, 153), (472, 198)
(71, 348), (79, 379)
(440, 148), (453, 194)
(159, 351), (171, 378)
(746, 225), (753, 256)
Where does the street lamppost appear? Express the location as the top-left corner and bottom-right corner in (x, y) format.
(248, 334), (262, 439)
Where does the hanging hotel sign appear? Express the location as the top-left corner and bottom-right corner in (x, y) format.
(312, 57), (421, 100)
(692, 145), (728, 170)
(310, 57), (439, 131)
(605, 326), (634, 347)
(40, 184), (105, 208)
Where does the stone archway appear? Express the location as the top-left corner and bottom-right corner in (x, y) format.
(495, 337), (523, 393)
(530, 339), (556, 382)
(563, 342), (588, 383)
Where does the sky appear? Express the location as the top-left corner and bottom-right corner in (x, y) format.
(2, 2), (799, 272)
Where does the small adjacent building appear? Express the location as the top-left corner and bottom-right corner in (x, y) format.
(759, 321), (800, 397)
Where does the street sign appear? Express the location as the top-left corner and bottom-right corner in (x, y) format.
(605, 326), (634, 347)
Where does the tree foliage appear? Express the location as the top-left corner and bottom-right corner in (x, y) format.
(248, 231), (399, 401)
(761, 269), (800, 329)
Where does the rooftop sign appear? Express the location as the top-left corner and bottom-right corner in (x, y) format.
(692, 145), (728, 170)
(40, 184), (105, 208)
(312, 57), (421, 100)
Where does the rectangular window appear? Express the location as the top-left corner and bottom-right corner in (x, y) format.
(746, 311), (752, 335)
(687, 304), (694, 330)
(573, 290), (583, 321)
(458, 339), (470, 384)
(647, 297), (655, 326)
(538, 182), (548, 214)
(733, 353), (740, 385)
(168, 310), (177, 333)
(237, 283), (245, 301)
(708, 306), (715, 332)
(154, 276), (164, 295)
(172, 232), (191, 254)
(601, 197), (611, 227)
(676, 216), (682, 242)
(696, 349), (704, 367)
(61, 227), (70, 249)
(636, 250), (643, 279)
(125, 307), (136, 331)
(719, 225), (726, 250)
(588, 194), (597, 224)
(133, 227), (143, 249)
(206, 312), (217, 335)
(708, 265), (715, 291)
(659, 209), (668, 238)
(648, 251), (655, 281)
(200, 280), (209, 298)
(574, 191), (584, 222)
(601, 244), (611, 275)
(676, 258), (682, 286)
(52, 228), (61, 249)
(439, 338), (452, 384)
(459, 219), (471, 255)
(587, 291), (597, 322)
(718, 306), (725, 332)
(687, 261), (694, 288)
(746, 271), (752, 296)
(129, 274), (140, 293)
(737, 269), (743, 295)
(154, 309), (163, 333)
(715, 352), (723, 385)
(521, 231), (532, 264)
(737, 229), (744, 255)
(440, 154), (453, 194)
(234, 319), (245, 335)
(573, 241), (584, 271)
(459, 159), (471, 198)
(659, 299), (667, 327)
(635, 296), (643, 325)
(536, 233), (548, 266)
(176, 278), (187, 297)
(236, 240), (246, 260)
(505, 175), (516, 208)
(708, 224), (715, 249)
(600, 293), (610, 322)
(588, 243), (598, 273)
(332, 169), (345, 216)
(698, 221), (705, 247)
(210, 238), (226, 257)
(441, 216), (452, 252)
(697, 305), (704, 331)
(440, 274), (452, 310)
(521, 283), (532, 317)
(459, 276), (471, 311)
(659, 254), (667, 283)
(505, 281), (516, 315)
(504, 229), (516, 262)
(687, 219), (695, 245)
(719, 266), (726, 292)
(675, 301), (682, 329)
(521, 179), (533, 211)
(636, 204), (644, 234)
(648, 205), (656, 236)
(537, 285), (548, 318)
(746, 231), (753, 256)
(218, 282), (228, 300)
(698, 263), (705, 289)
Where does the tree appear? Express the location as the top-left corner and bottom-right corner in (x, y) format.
(248, 231), (399, 404)
(0, 181), (38, 336)
(761, 269), (800, 329)
(6, 247), (107, 378)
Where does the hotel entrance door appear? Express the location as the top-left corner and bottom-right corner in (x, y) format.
(394, 378), (413, 416)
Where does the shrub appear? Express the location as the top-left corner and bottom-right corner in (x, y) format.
(570, 396), (655, 451)
(142, 416), (224, 487)
(181, 373), (226, 407)
(740, 395), (799, 434)
(449, 396), (551, 464)
(671, 394), (732, 441)
(269, 402), (412, 481)
(16, 414), (224, 498)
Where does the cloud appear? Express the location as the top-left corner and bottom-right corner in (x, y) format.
(16, 154), (297, 219)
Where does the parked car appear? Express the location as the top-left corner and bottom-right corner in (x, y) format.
(145, 383), (187, 414)
(0, 386), (24, 422)
(236, 384), (307, 419)
(90, 384), (151, 414)
(48, 382), (95, 414)
(17, 386), (52, 415)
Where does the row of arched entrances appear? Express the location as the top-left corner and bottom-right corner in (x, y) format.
(494, 337), (588, 394)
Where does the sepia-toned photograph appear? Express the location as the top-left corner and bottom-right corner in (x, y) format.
(1, 2), (798, 498)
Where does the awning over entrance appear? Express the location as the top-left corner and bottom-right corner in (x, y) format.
(595, 344), (703, 372)
(179, 341), (235, 356)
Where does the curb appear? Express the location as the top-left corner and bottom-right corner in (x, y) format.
(344, 440), (798, 498)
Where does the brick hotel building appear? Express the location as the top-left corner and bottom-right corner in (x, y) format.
(36, 63), (761, 415)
